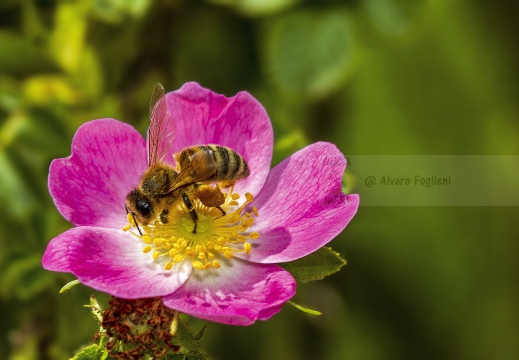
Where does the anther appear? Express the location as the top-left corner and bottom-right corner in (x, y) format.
(193, 261), (205, 270)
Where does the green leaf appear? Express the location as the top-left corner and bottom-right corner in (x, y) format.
(0, 31), (60, 76)
(264, 9), (356, 99)
(0, 154), (41, 221)
(0, 75), (21, 112)
(281, 247), (346, 283)
(71, 344), (109, 360)
(208, 0), (299, 17)
(364, 0), (427, 39)
(288, 301), (322, 316)
(0, 254), (55, 300)
(49, 0), (90, 72)
(91, 0), (151, 23)
(10, 107), (69, 153)
(170, 319), (209, 359)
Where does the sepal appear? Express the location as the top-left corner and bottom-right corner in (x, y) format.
(70, 344), (109, 360)
(169, 318), (209, 359)
(288, 301), (322, 316)
(59, 279), (80, 293)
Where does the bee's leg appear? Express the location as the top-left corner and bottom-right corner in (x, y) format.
(216, 206), (226, 216)
(159, 209), (169, 224)
(181, 192), (198, 233)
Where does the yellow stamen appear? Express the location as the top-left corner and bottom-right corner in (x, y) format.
(193, 261), (205, 270)
(124, 187), (260, 271)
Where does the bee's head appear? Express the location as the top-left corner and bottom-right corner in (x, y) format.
(125, 189), (154, 226)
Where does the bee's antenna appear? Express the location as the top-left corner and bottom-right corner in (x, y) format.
(125, 204), (143, 236)
(133, 213), (143, 236)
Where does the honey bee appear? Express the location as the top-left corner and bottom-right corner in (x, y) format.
(125, 83), (250, 234)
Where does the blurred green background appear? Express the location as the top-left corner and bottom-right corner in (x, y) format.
(1, 0), (519, 359)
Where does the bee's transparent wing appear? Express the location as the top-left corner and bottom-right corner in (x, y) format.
(148, 82), (174, 166)
(166, 151), (217, 194)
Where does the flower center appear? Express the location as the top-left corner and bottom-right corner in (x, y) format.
(124, 189), (259, 271)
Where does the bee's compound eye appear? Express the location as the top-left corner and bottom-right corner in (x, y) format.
(136, 198), (152, 217)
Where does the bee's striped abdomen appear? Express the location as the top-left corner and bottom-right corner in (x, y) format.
(208, 145), (249, 181)
(178, 145), (250, 183)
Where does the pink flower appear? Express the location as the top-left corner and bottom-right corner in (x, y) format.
(42, 82), (359, 326)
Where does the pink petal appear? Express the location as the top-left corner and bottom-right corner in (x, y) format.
(240, 142), (359, 263)
(42, 227), (191, 298)
(162, 82), (273, 196)
(162, 260), (295, 326)
(49, 119), (147, 229)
